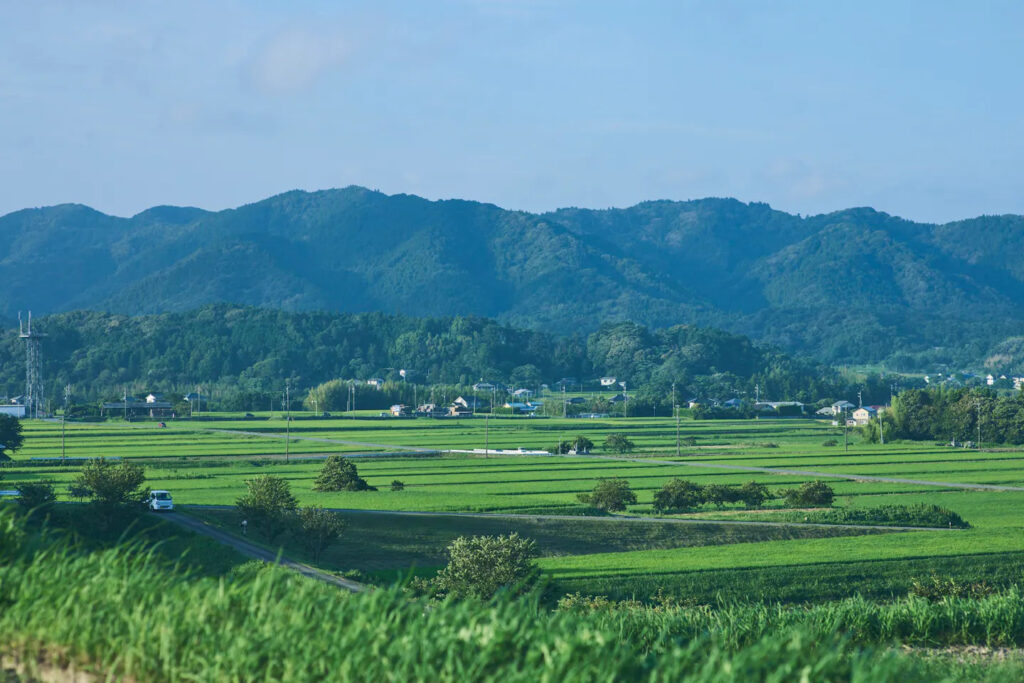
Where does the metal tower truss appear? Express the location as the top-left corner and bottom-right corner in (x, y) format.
(18, 311), (46, 418)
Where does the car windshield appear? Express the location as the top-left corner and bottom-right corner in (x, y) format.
(153, 492), (171, 500)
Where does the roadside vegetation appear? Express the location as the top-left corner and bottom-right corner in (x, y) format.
(1, 508), (1023, 681)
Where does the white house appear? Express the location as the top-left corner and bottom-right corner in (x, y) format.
(599, 377), (617, 387)
(986, 374), (996, 386)
(0, 404), (26, 418)
(512, 388), (534, 398)
(366, 378), (384, 389)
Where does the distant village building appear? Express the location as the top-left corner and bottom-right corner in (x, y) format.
(0, 404), (26, 418)
(852, 406), (877, 426)
(390, 404), (410, 417)
(453, 396), (489, 411)
(503, 402), (540, 414)
(366, 378), (385, 389)
(599, 377), (617, 387)
(512, 388), (533, 399)
(831, 400), (856, 416)
(416, 403), (447, 418)
(472, 382), (496, 392)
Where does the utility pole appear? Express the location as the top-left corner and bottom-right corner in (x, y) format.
(976, 398), (982, 448)
(844, 407), (849, 452)
(61, 384), (70, 464)
(562, 383), (566, 419)
(755, 383), (760, 404)
(285, 381), (291, 463)
(673, 382), (680, 457)
(858, 390), (862, 408)
(484, 411), (489, 458)
(124, 386), (128, 422)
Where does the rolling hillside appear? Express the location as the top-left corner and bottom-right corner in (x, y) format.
(2, 187), (1023, 366)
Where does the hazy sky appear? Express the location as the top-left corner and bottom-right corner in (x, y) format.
(2, 1), (1021, 222)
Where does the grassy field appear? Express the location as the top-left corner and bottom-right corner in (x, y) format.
(5, 415), (1023, 603)
(6, 506), (1024, 681)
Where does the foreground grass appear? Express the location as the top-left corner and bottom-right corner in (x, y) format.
(2, 510), (1024, 681)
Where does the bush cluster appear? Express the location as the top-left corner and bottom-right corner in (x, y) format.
(652, 479), (770, 513)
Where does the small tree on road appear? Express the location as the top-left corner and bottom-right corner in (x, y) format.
(603, 434), (635, 454)
(298, 505), (346, 563)
(434, 533), (538, 599)
(73, 459), (148, 508)
(16, 480), (57, 513)
(313, 456), (376, 492)
(577, 478), (637, 512)
(236, 474), (298, 542)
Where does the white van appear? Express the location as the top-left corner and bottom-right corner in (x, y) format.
(148, 490), (174, 512)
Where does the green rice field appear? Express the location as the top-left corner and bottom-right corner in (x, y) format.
(4, 415), (1023, 602)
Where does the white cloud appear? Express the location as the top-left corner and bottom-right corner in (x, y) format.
(249, 28), (349, 95)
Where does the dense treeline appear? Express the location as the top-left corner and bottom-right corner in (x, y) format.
(887, 387), (1024, 444)
(0, 305), (851, 409)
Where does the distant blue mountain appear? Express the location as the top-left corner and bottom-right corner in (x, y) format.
(2, 186), (1022, 366)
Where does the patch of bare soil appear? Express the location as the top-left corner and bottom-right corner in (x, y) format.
(1, 653), (99, 683)
(902, 645), (1024, 663)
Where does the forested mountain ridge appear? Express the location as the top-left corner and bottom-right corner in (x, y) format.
(3, 187), (1024, 367)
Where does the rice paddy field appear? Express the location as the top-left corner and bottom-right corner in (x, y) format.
(5, 415), (1024, 603)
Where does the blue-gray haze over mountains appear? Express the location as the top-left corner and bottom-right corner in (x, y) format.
(3, 186), (1024, 366)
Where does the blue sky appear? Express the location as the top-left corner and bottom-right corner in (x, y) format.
(1, 1), (1021, 222)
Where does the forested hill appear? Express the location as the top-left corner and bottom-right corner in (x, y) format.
(0, 306), (839, 403)
(3, 187), (1024, 367)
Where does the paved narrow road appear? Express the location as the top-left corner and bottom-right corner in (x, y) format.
(543, 452), (1024, 492)
(184, 504), (953, 533)
(163, 512), (366, 592)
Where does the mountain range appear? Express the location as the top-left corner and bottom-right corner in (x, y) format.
(3, 186), (1023, 368)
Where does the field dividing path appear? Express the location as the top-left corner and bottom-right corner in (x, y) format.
(545, 453), (1024, 492)
(184, 505), (956, 533)
(204, 428), (439, 455)
(163, 512), (366, 592)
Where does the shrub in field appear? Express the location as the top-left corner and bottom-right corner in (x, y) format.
(652, 479), (703, 513)
(577, 479), (637, 512)
(782, 481), (834, 508)
(552, 440), (573, 455)
(603, 434), (635, 454)
(682, 436), (697, 447)
(390, 479), (405, 491)
(702, 484), (738, 508)
(806, 504), (969, 529)
(822, 439), (838, 447)
(910, 574), (995, 601)
(72, 459), (148, 508)
(313, 455), (376, 492)
(572, 436), (594, 453)
(736, 481), (770, 508)
(236, 474), (298, 542)
(434, 533), (539, 599)
(16, 480), (56, 512)
(298, 505), (346, 563)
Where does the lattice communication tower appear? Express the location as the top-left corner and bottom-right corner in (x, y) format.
(18, 311), (46, 418)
